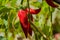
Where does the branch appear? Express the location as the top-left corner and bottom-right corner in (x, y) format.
(21, 0), (23, 4)
(29, 21), (49, 40)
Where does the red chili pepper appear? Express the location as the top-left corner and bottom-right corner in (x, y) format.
(18, 9), (32, 38)
(46, 0), (58, 8)
(27, 8), (41, 14)
(18, 8), (41, 38)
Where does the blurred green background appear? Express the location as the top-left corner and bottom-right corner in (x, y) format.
(0, 0), (60, 40)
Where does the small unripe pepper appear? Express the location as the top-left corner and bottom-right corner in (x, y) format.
(18, 8), (41, 38)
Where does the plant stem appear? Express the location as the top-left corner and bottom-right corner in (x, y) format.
(29, 21), (49, 40)
(21, 0), (23, 4)
(27, 0), (49, 40)
(34, 32), (39, 40)
(27, 0), (29, 11)
(48, 6), (53, 40)
(27, 0), (31, 20)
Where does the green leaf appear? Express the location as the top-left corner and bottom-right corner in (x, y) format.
(11, 0), (17, 7)
(0, 18), (3, 25)
(3, 19), (8, 27)
(0, 6), (11, 14)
